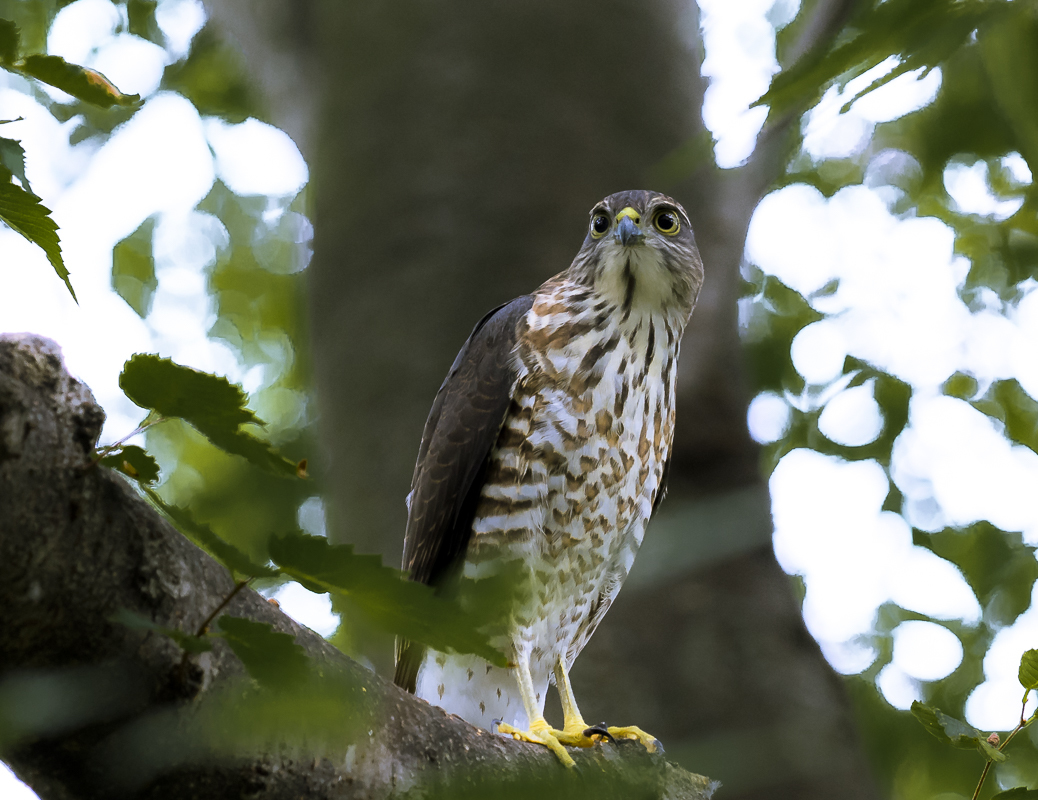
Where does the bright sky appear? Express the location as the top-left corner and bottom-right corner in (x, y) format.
(3, 0), (1037, 794)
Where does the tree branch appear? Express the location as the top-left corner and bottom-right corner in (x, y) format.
(0, 334), (716, 800)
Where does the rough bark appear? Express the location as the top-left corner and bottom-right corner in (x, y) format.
(0, 334), (716, 800)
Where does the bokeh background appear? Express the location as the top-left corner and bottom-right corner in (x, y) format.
(3, 0), (1038, 797)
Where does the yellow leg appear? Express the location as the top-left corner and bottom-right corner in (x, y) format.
(556, 656), (662, 754)
(495, 652), (577, 768)
(552, 659), (599, 746)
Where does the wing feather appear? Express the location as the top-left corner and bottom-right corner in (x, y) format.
(394, 295), (533, 691)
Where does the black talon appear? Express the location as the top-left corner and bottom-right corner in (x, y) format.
(582, 724), (615, 744)
(492, 719), (502, 731)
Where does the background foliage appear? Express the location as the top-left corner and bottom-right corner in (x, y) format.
(4, 0), (1038, 798)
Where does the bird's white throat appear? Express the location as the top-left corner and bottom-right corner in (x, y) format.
(594, 242), (678, 317)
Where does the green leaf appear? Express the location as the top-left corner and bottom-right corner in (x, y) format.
(99, 444), (160, 484)
(1019, 649), (1038, 690)
(216, 616), (309, 689)
(0, 19), (19, 66)
(110, 607), (213, 654)
(16, 55), (139, 108)
(756, 0), (1008, 119)
(981, 7), (1038, 176)
(0, 136), (27, 189)
(127, 0), (163, 45)
(112, 217), (157, 318)
(992, 790), (1038, 800)
(119, 354), (299, 477)
(0, 180), (74, 301)
(911, 701), (1008, 762)
(141, 485), (279, 579)
(972, 380), (1038, 454)
(268, 532), (511, 666)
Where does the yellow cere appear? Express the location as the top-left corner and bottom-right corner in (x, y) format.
(615, 207), (641, 224)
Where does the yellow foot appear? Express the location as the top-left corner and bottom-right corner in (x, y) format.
(606, 725), (663, 754)
(495, 719), (577, 768)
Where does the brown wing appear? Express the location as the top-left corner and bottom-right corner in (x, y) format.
(394, 295), (533, 691)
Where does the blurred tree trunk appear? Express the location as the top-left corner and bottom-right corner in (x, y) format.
(205, 1), (882, 796)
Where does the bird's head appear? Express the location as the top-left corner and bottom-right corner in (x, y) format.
(570, 190), (704, 320)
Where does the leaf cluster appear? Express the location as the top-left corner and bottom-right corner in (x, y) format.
(0, 16), (141, 300)
(103, 354), (509, 679)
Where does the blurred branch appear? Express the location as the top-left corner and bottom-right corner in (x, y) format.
(0, 333), (715, 800)
(744, 0), (866, 216)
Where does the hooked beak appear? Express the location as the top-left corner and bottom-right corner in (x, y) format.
(615, 215), (644, 246)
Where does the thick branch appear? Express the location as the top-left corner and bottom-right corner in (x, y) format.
(0, 334), (715, 800)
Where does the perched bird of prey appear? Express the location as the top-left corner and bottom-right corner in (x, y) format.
(395, 190), (704, 767)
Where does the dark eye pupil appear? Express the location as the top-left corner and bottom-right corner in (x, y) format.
(657, 213), (675, 231)
(592, 215), (609, 234)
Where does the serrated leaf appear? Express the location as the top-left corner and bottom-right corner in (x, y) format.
(911, 701), (1008, 762)
(110, 607), (212, 654)
(268, 532), (511, 666)
(141, 485), (279, 579)
(112, 217), (157, 318)
(0, 19), (19, 65)
(17, 54), (139, 108)
(0, 180), (74, 300)
(993, 790), (1038, 800)
(216, 616), (309, 689)
(99, 444), (160, 484)
(119, 354), (298, 477)
(0, 136), (27, 189)
(1019, 649), (1038, 690)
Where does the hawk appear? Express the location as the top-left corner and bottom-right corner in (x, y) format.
(394, 190), (703, 767)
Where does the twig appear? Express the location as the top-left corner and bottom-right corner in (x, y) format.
(88, 417), (168, 466)
(195, 578), (252, 637)
(973, 695), (1036, 799)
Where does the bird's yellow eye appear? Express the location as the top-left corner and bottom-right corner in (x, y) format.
(590, 213), (610, 238)
(653, 210), (679, 235)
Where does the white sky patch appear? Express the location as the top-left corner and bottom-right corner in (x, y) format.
(156, 0), (207, 60)
(876, 663), (922, 710)
(892, 395), (1038, 542)
(803, 59), (942, 161)
(819, 638), (878, 676)
(945, 159), (1026, 220)
(966, 580), (1038, 731)
(48, 2), (169, 102)
(0, 89), (95, 199)
(749, 184), (980, 389)
(697, 0), (785, 168)
(1012, 283), (1038, 401)
(0, 765), (38, 800)
(747, 391), (791, 444)
(270, 582), (339, 638)
(818, 380), (883, 447)
(90, 34), (169, 99)
(204, 118), (309, 197)
(1003, 152), (1033, 185)
(48, 0), (121, 66)
(297, 496), (328, 538)
(771, 449), (980, 652)
(892, 621), (963, 681)
(790, 319), (847, 385)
